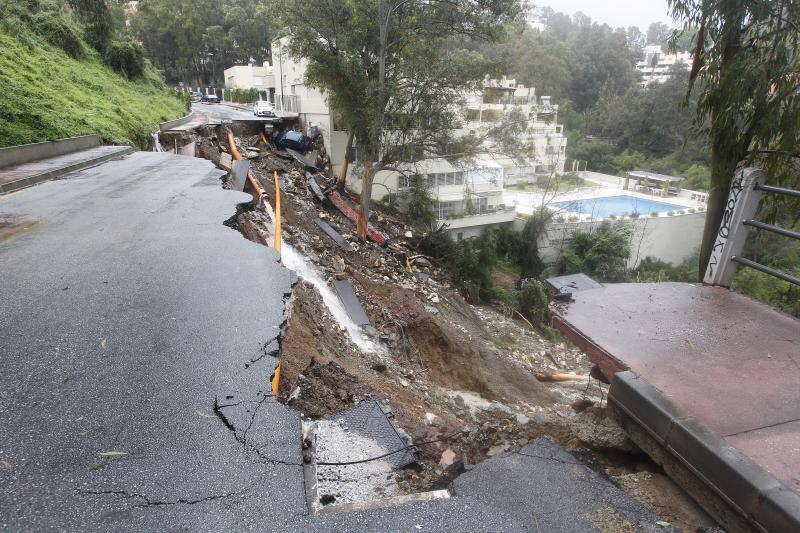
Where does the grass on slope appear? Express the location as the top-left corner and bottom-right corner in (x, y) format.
(0, 30), (187, 149)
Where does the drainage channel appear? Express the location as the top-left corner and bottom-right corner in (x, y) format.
(281, 243), (384, 355)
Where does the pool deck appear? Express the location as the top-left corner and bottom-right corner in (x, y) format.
(551, 282), (800, 532)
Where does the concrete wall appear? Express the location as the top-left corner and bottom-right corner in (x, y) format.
(0, 135), (100, 168)
(515, 211), (706, 267)
(159, 112), (195, 132)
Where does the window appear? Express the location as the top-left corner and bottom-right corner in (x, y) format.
(457, 232), (463, 241)
(438, 201), (459, 219)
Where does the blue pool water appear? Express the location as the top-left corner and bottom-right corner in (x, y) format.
(550, 195), (687, 218)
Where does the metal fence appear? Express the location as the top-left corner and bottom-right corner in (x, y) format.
(704, 167), (799, 287)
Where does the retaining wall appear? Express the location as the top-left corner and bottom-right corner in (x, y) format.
(0, 135), (101, 168)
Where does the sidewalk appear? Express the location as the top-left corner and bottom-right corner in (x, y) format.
(0, 144), (132, 194)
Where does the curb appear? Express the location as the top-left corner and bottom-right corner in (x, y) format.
(0, 146), (134, 195)
(609, 371), (800, 533)
(159, 111), (202, 132)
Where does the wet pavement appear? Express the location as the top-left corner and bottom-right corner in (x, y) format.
(552, 282), (800, 528)
(192, 102), (273, 124)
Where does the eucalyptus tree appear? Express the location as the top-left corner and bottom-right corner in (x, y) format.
(279, 0), (518, 240)
(669, 0), (800, 277)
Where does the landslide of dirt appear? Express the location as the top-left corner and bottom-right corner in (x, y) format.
(181, 123), (720, 531)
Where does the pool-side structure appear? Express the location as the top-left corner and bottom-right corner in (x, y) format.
(550, 168), (800, 532)
(625, 170), (684, 198)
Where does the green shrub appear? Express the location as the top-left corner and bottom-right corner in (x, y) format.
(518, 280), (550, 328)
(31, 10), (84, 58)
(226, 87), (261, 103)
(404, 174), (436, 230)
(559, 221), (632, 282)
(105, 40), (145, 78)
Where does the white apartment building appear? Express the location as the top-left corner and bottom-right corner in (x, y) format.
(636, 45), (692, 87)
(350, 77), (568, 239)
(223, 63), (275, 93)
(460, 77), (568, 182)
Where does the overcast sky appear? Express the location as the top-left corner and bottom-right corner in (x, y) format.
(543, 1), (676, 31)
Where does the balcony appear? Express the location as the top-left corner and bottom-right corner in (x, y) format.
(437, 206), (517, 228)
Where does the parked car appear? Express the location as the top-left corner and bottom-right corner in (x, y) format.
(273, 129), (312, 152)
(253, 100), (276, 117)
(201, 94), (220, 104)
(189, 91), (203, 102)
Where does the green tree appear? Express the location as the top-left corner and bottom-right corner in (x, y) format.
(67, 0), (114, 52)
(611, 149), (647, 175)
(404, 175), (436, 231)
(509, 30), (572, 100)
(626, 26), (646, 58)
(669, 0), (800, 277)
(518, 210), (549, 279)
(280, 0), (517, 241)
(683, 163), (710, 191)
(518, 280), (550, 328)
(646, 21), (672, 49)
(559, 221), (632, 282)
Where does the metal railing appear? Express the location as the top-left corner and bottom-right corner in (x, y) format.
(274, 94), (299, 113)
(704, 167), (800, 287)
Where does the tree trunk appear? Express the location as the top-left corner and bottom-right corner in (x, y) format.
(699, 134), (741, 279)
(358, 162), (375, 241)
(339, 131), (354, 190)
(698, 13), (745, 280)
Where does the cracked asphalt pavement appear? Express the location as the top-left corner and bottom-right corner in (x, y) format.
(0, 152), (306, 530)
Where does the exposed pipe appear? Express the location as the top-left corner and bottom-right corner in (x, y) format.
(226, 130), (266, 199)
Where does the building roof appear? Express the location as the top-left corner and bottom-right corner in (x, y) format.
(628, 170), (685, 183)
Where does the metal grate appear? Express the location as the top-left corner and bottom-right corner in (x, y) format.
(334, 400), (416, 470)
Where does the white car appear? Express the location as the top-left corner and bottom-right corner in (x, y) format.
(253, 100), (275, 117)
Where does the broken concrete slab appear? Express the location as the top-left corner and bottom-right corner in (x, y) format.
(305, 171), (329, 204)
(333, 279), (371, 326)
(287, 148), (318, 170)
(231, 158), (251, 191)
(452, 437), (664, 532)
(314, 218), (353, 251)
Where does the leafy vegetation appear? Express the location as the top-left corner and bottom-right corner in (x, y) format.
(226, 88), (262, 103)
(558, 222), (632, 282)
(132, 0), (274, 86)
(668, 0), (800, 276)
(0, 9), (185, 148)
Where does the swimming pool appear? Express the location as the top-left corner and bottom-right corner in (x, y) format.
(550, 195), (688, 218)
